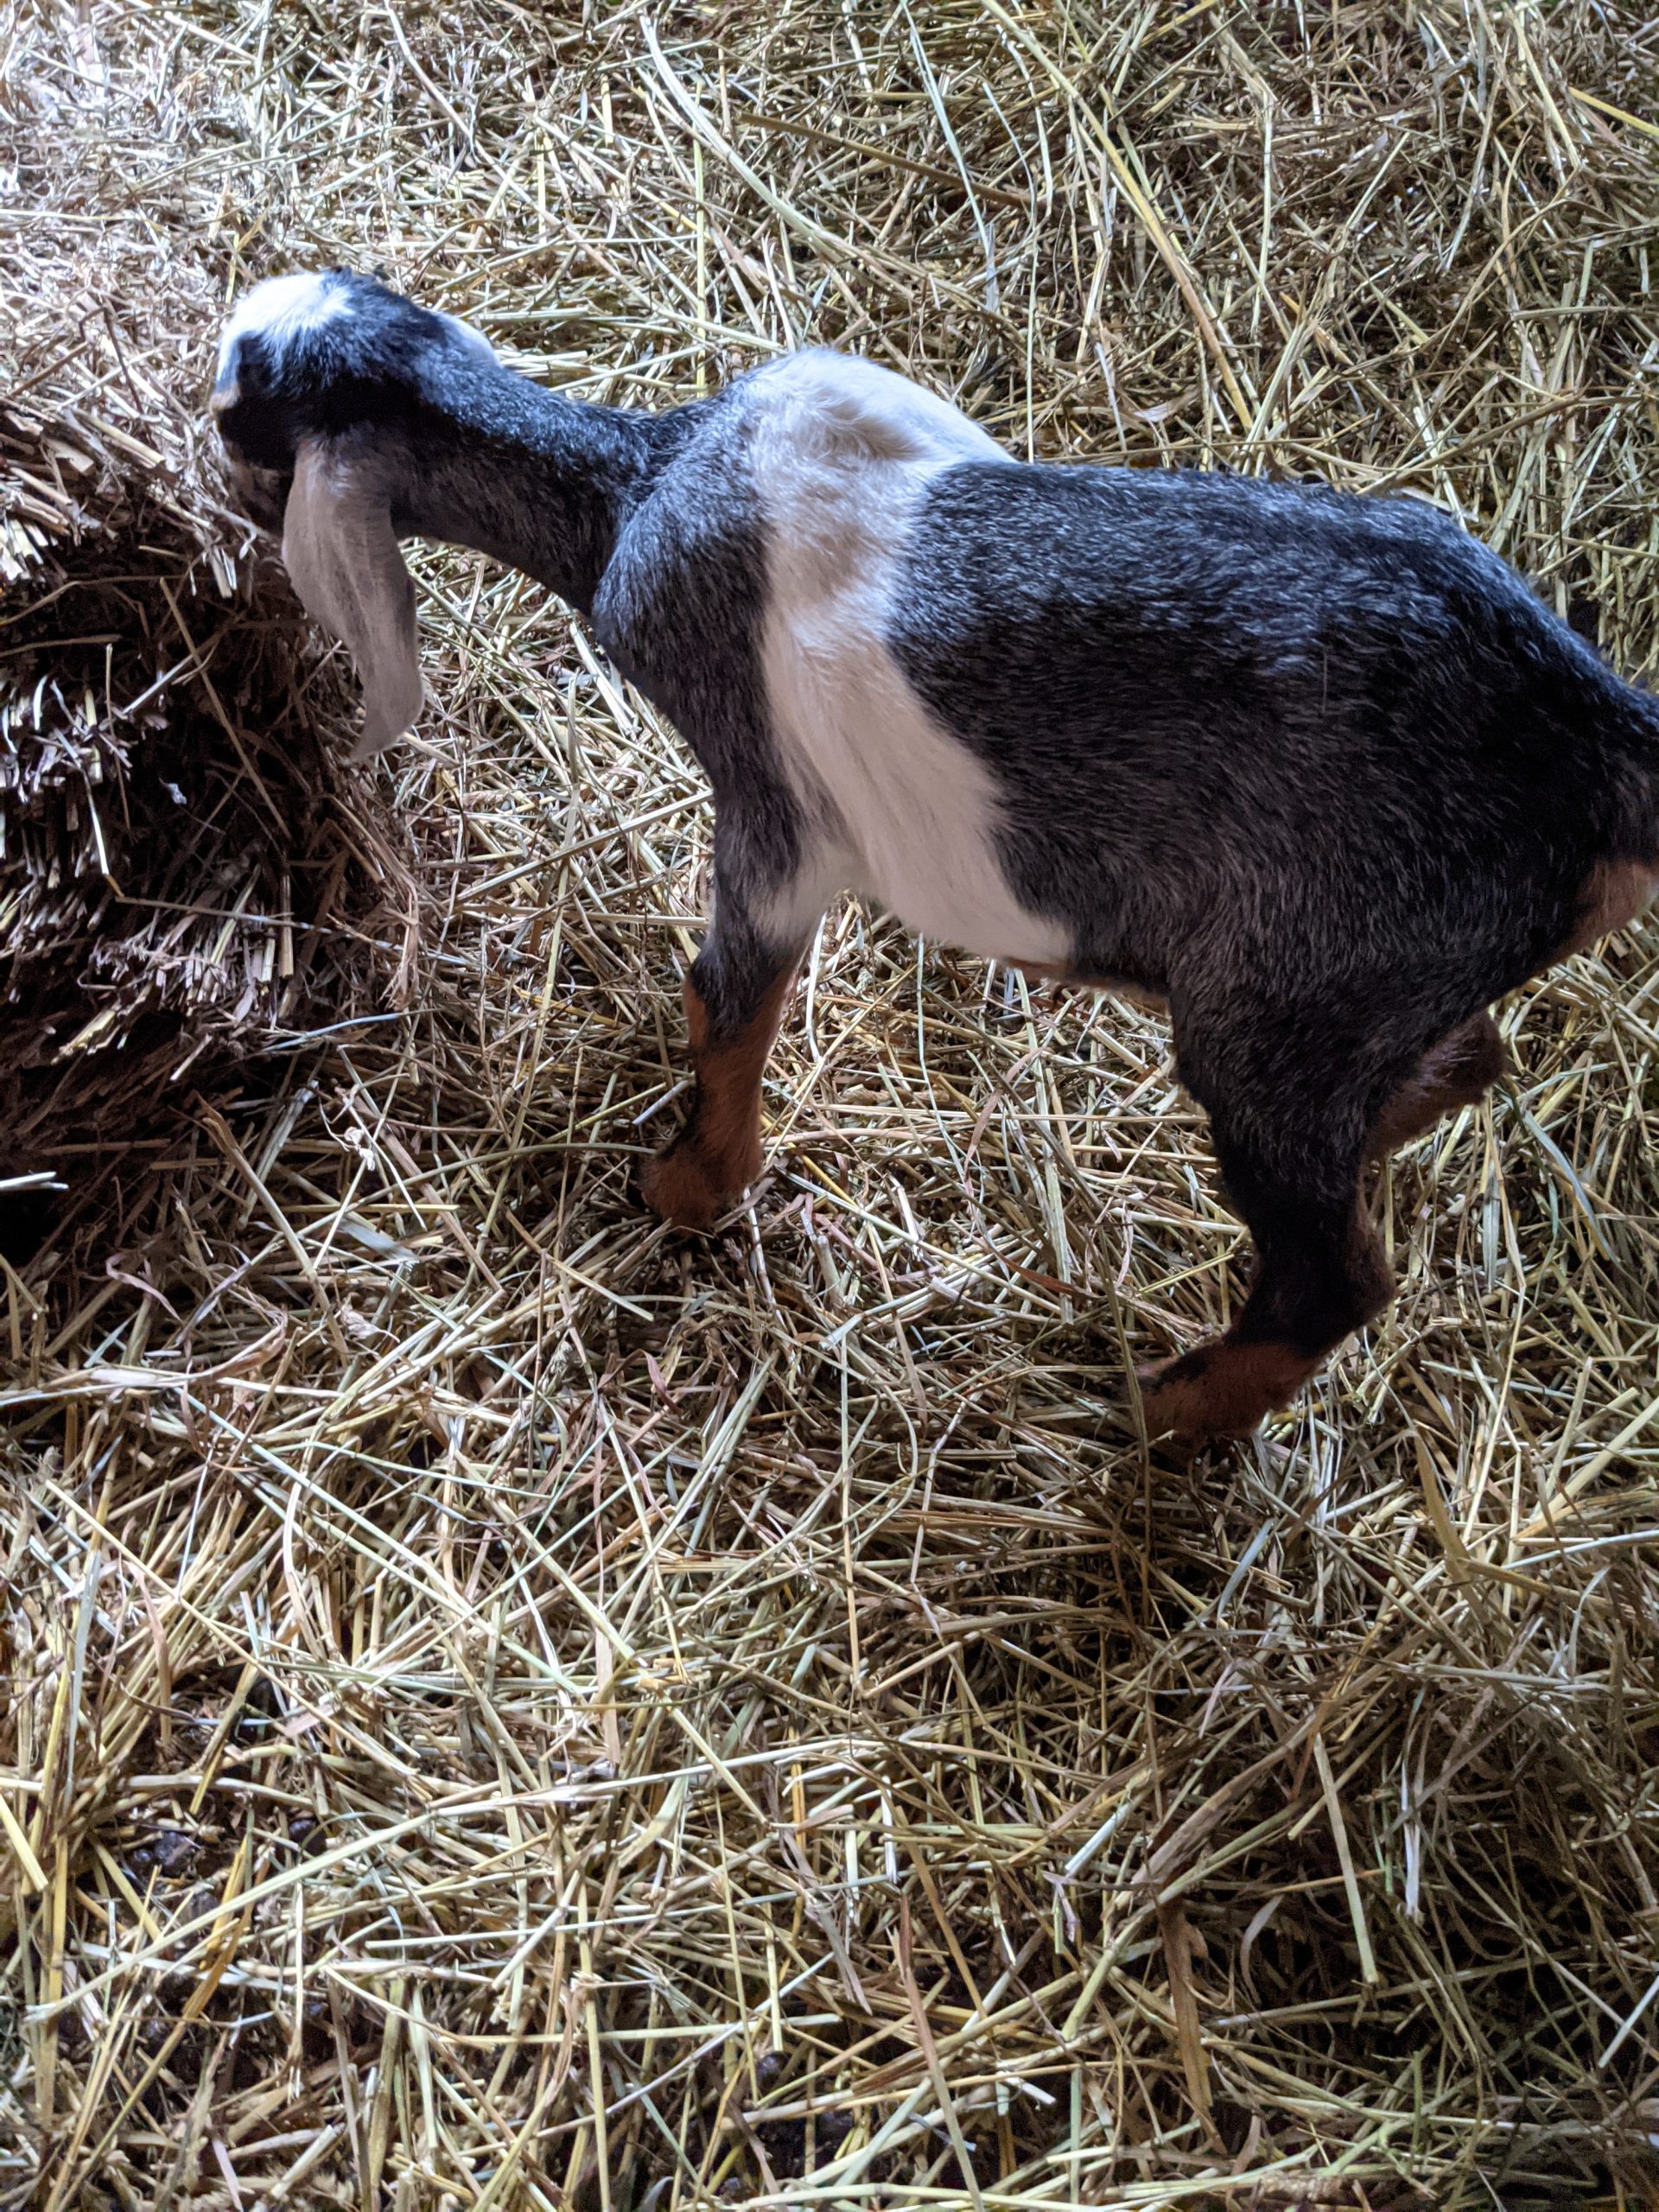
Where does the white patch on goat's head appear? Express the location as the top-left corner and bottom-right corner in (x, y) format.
(216, 270), (350, 384)
(748, 353), (1064, 969)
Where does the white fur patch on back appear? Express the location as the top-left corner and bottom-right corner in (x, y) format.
(751, 352), (1070, 969)
(435, 307), (496, 365)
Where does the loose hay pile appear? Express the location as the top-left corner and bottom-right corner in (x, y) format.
(3, 3), (1659, 2208)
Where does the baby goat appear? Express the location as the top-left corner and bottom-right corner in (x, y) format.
(212, 270), (1658, 1444)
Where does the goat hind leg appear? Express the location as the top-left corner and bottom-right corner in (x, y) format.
(1140, 1023), (1394, 1443)
(1141, 1009), (1506, 1437)
(1139, 1178), (1391, 1444)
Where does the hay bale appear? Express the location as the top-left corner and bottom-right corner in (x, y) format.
(0, 30), (398, 1173)
(3, 3), (1659, 2210)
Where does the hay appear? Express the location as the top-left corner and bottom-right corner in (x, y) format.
(3, 1), (1659, 2208)
(0, 27), (405, 1174)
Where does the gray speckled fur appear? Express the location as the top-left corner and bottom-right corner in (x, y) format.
(593, 391), (811, 1027)
(887, 461), (1657, 1192)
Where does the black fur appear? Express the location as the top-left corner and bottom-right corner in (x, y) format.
(594, 414), (811, 1034)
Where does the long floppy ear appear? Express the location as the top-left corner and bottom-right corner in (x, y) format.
(282, 438), (424, 761)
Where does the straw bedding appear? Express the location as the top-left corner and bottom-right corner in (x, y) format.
(3, 2), (1659, 2206)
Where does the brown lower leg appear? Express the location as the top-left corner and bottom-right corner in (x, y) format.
(1139, 1337), (1323, 1444)
(1366, 1011), (1504, 1160)
(640, 968), (794, 1230)
(1140, 1200), (1391, 1446)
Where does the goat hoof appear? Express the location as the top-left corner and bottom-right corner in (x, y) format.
(640, 1142), (728, 1231)
(1137, 1338), (1318, 1447)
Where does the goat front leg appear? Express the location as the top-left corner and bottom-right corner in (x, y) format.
(640, 955), (795, 1230)
(641, 836), (830, 1231)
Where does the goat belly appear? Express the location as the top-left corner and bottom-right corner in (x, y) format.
(749, 352), (1071, 969)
